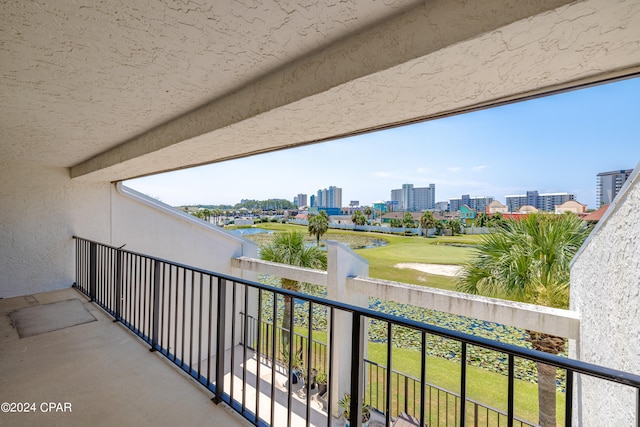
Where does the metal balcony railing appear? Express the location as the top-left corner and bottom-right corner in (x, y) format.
(241, 313), (537, 426)
(73, 237), (640, 427)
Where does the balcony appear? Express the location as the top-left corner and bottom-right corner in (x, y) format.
(5, 236), (633, 427)
(0, 287), (248, 427)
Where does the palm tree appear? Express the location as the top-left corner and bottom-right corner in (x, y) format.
(352, 210), (367, 226)
(475, 212), (489, 227)
(389, 218), (402, 228)
(364, 206), (372, 220)
(419, 211), (438, 237)
(202, 208), (212, 222)
(260, 231), (327, 349)
(457, 213), (589, 427)
(402, 212), (415, 228)
(308, 211), (329, 246)
(488, 211), (507, 228)
(447, 218), (462, 235)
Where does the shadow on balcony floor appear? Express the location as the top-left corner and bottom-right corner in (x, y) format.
(0, 288), (250, 427)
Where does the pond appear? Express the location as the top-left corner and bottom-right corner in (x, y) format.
(229, 227), (274, 236)
(231, 228), (389, 250)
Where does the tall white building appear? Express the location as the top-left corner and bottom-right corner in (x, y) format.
(390, 183), (435, 211)
(316, 186), (342, 208)
(413, 184), (436, 211)
(597, 169), (633, 206)
(294, 193), (307, 207)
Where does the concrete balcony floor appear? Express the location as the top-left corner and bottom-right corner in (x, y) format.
(0, 288), (250, 427)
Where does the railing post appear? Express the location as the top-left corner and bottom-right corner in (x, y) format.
(349, 312), (365, 427)
(89, 242), (97, 302)
(507, 354), (514, 427)
(474, 402), (479, 427)
(404, 375), (409, 414)
(461, 342), (467, 427)
(150, 260), (161, 352)
(213, 278), (227, 404)
(565, 370), (573, 427)
(114, 249), (123, 322)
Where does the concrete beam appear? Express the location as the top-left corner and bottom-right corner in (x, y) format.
(231, 256), (327, 287)
(348, 276), (580, 339)
(232, 254), (580, 338)
(71, 0), (581, 181)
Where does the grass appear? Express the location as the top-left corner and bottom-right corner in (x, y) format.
(278, 327), (566, 426)
(248, 323), (566, 426)
(235, 222), (480, 291)
(355, 234), (476, 291)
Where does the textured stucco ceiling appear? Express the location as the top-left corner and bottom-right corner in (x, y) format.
(2, 0), (640, 182)
(0, 0), (419, 167)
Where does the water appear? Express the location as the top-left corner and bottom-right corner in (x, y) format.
(229, 227), (274, 235)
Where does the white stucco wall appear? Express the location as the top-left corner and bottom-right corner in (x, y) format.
(0, 162), (112, 298)
(570, 162), (640, 426)
(111, 184), (257, 277)
(0, 165), (256, 298)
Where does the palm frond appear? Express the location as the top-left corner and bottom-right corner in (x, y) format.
(456, 213), (589, 309)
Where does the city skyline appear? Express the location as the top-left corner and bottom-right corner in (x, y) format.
(126, 77), (640, 209)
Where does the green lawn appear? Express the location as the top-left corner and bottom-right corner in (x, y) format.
(279, 327), (566, 426)
(354, 234), (479, 291)
(234, 222), (480, 291)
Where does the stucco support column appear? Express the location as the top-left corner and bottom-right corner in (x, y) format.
(326, 241), (369, 418)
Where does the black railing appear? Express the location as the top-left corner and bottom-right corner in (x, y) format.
(74, 237), (640, 427)
(241, 313), (328, 373)
(363, 359), (537, 427)
(242, 313), (538, 426)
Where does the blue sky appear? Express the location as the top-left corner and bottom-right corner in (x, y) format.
(126, 77), (640, 209)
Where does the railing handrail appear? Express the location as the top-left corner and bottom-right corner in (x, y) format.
(72, 236), (640, 390)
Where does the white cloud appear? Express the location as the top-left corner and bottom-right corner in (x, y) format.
(471, 165), (489, 172)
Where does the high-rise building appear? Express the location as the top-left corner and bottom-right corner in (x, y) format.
(434, 201), (449, 212)
(401, 184), (414, 211)
(390, 183), (435, 211)
(294, 193), (307, 207)
(413, 184), (436, 211)
(449, 195), (494, 212)
(316, 186), (342, 208)
(505, 191), (575, 212)
(597, 169), (633, 206)
(390, 188), (402, 208)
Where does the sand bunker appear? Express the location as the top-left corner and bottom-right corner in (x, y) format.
(395, 263), (462, 277)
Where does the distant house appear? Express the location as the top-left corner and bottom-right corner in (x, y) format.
(459, 204), (477, 227)
(582, 204), (610, 222)
(373, 200), (387, 216)
(517, 205), (539, 214)
(487, 200), (508, 214)
(555, 200), (586, 214)
(500, 213), (529, 221)
(380, 211), (422, 224)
